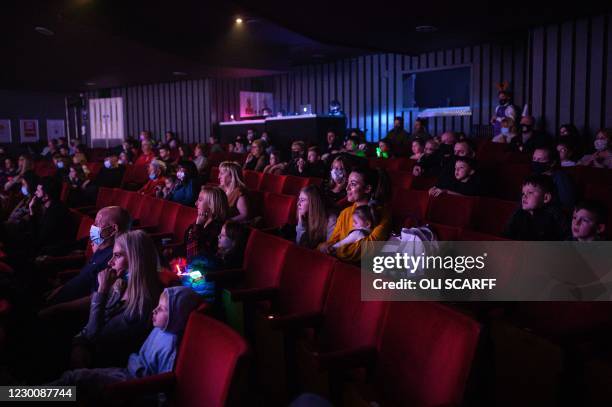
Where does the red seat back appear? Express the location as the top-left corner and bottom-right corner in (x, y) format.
(207, 152), (226, 168)
(87, 162), (102, 179)
(387, 171), (413, 191)
(173, 206), (197, 243)
(427, 194), (477, 228)
(281, 175), (310, 196)
(157, 200), (181, 234)
(262, 192), (297, 228)
(175, 313), (249, 407)
(121, 165), (149, 188)
(411, 176), (438, 191)
(243, 229), (291, 290)
(390, 189), (429, 227)
(259, 173), (285, 194)
(242, 170), (262, 190)
(375, 302), (480, 406)
(124, 192), (144, 218)
(138, 196), (165, 228)
(277, 245), (335, 317)
(209, 167), (220, 185)
(319, 262), (386, 352)
(77, 215), (95, 241)
(470, 197), (517, 236)
(428, 222), (461, 241)
(95, 187), (116, 209)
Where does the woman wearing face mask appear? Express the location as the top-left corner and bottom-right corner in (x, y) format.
(167, 161), (200, 206)
(323, 156), (349, 204)
(577, 129), (612, 169)
(492, 118), (518, 143)
(71, 230), (161, 369)
(138, 160), (167, 196)
(5, 173), (38, 229)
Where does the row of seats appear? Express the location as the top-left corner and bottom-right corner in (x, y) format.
(207, 229), (480, 406)
(208, 167), (323, 196)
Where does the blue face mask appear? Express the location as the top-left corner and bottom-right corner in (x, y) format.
(21, 186), (29, 196)
(89, 225), (105, 246)
(149, 173), (157, 180)
(501, 127), (510, 135)
(56, 161), (64, 169)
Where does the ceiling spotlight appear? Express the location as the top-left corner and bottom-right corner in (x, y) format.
(235, 17), (243, 24)
(34, 26), (55, 36)
(172, 71), (188, 76)
(415, 25), (438, 33)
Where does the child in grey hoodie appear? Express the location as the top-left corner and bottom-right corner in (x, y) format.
(50, 286), (201, 402)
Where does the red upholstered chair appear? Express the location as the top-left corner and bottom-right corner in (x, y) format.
(124, 192), (144, 219)
(281, 175), (310, 196)
(209, 167), (220, 185)
(206, 152), (226, 169)
(387, 170), (413, 191)
(226, 152), (247, 165)
(152, 205), (197, 247)
(367, 302), (480, 407)
(306, 262), (386, 370)
(260, 192), (297, 229)
(260, 173), (286, 194)
(151, 200), (181, 235)
(426, 194), (478, 228)
(120, 165), (149, 190)
(390, 188), (429, 228)
(266, 245), (336, 326)
(470, 197), (518, 236)
(75, 186), (117, 216)
(428, 222), (461, 241)
(242, 170), (262, 190)
(492, 163), (530, 201)
(136, 196), (166, 229)
(219, 229), (291, 298)
(411, 175), (438, 191)
(108, 313), (249, 407)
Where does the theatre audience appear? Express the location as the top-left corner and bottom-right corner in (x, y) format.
(385, 116), (410, 150)
(410, 139), (425, 160)
(577, 128), (612, 169)
(531, 146), (576, 210)
(569, 200), (608, 241)
(503, 174), (568, 241)
(208, 135), (224, 154)
(321, 130), (342, 158)
(557, 141), (577, 167)
(287, 141), (307, 176)
(262, 149), (287, 175)
(429, 157), (482, 197)
(411, 118), (430, 141)
(377, 138), (393, 159)
(138, 160), (167, 196)
(331, 204), (377, 250)
(243, 139), (268, 172)
(306, 146), (327, 178)
(50, 286), (200, 405)
(92, 156), (125, 188)
(167, 161), (199, 206)
(218, 161), (249, 222)
(71, 230), (161, 369)
(42, 207), (132, 312)
(4, 154), (34, 192)
(322, 155), (349, 204)
(181, 186), (228, 259)
(491, 118), (518, 143)
(319, 167), (391, 262)
(156, 175), (176, 200)
(192, 144), (207, 175)
(412, 139), (441, 177)
(134, 140), (155, 166)
(509, 115), (550, 153)
(157, 144), (174, 171)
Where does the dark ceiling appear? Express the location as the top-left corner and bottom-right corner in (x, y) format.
(1, 0), (608, 92)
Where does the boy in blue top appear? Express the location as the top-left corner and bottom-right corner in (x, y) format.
(50, 286), (200, 402)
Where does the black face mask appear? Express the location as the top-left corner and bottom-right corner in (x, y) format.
(521, 125), (533, 134)
(531, 161), (549, 174)
(292, 151), (302, 160)
(439, 144), (453, 155)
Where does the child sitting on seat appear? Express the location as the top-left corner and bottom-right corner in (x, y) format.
(429, 157), (482, 197)
(503, 174), (569, 241)
(156, 174), (177, 200)
(49, 286), (201, 404)
(332, 204), (378, 249)
(569, 200), (608, 241)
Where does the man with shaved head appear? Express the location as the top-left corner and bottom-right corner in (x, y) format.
(40, 206), (131, 318)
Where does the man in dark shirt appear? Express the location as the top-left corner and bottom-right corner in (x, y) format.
(386, 117), (410, 154)
(430, 157), (482, 197)
(39, 206), (132, 317)
(509, 115), (551, 154)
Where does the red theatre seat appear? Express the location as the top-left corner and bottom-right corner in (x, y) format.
(108, 313), (249, 407)
(470, 197), (518, 236)
(387, 171), (413, 191)
(120, 165), (149, 190)
(261, 192), (297, 229)
(310, 262), (386, 369)
(369, 302), (480, 407)
(390, 189), (429, 227)
(242, 170), (262, 190)
(259, 173), (286, 194)
(137, 196), (165, 229)
(426, 194), (477, 228)
(428, 222), (461, 241)
(281, 175), (310, 196)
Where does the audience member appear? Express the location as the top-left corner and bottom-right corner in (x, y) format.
(577, 128), (612, 169)
(182, 186), (228, 260)
(41, 139), (58, 158)
(138, 160), (167, 196)
(192, 144), (207, 175)
(164, 131), (179, 150)
(491, 85), (518, 137)
(71, 230), (161, 368)
(306, 146), (327, 178)
(157, 144), (174, 172)
(509, 115), (550, 153)
(377, 138), (393, 159)
(319, 168), (391, 262)
(168, 161), (199, 206)
(531, 146), (576, 210)
(557, 141), (577, 167)
(410, 139), (425, 160)
(385, 116), (410, 150)
(411, 118), (430, 141)
(569, 200), (608, 241)
(492, 118), (518, 143)
(134, 140), (155, 167)
(208, 135), (224, 154)
(331, 204), (377, 250)
(243, 139), (268, 172)
(218, 161), (249, 222)
(156, 175), (176, 200)
(323, 155), (349, 204)
(262, 149), (287, 175)
(429, 157), (482, 197)
(503, 174), (568, 240)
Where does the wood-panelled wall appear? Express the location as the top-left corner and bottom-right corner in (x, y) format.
(95, 15), (609, 145)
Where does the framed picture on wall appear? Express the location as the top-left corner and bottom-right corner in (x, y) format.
(46, 119), (66, 140)
(0, 120), (11, 143)
(20, 119), (39, 143)
(239, 91), (274, 118)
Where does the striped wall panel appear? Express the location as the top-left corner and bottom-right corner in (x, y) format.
(92, 15), (609, 146)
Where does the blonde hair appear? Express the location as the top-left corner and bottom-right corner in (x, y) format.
(18, 155), (34, 175)
(251, 139), (265, 156)
(115, 230), (161, 319)
(219, 161), (245, 191)
(298, 185), (328, 249)
(199, 186), (229, 222)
